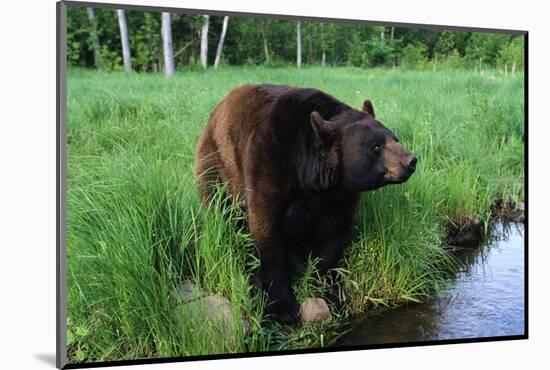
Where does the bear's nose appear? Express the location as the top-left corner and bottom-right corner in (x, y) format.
(407, 156), (417, 172)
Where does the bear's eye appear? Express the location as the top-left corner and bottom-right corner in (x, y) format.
(373, 144), (381, 153)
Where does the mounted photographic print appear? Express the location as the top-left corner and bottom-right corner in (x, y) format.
(56, 1), (527, 368)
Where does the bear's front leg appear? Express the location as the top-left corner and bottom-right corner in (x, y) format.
(247, 191), (300, 324)
(314, 225), (353, 274)
(307, 224), (354, 312)
(311, 194), (359, 275)
(257, 241), (300, 324)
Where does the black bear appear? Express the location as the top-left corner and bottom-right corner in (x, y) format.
(195, 84), (417, 323)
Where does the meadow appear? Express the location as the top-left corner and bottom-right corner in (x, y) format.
(66, 66), (524, 363)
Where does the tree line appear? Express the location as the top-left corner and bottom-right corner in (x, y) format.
(68, 6), (524, 75)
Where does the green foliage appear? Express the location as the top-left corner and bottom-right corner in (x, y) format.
(434, 49), (466, 70)
(66, 5), (524, 72)
(394, 28), (440, 58)
(98, 45), (121, 70)
(231, 19), (274, 64)
(400, 43), (428, 70)
(344, 26), (395, 68)
(465, 33), (511, 67)
(434, 31), (456, 55)
(321, 23), (352, 65)
(346, 31), (367, 67)
(130, 12), (162, 72)
(497, 37), (524, 71)
(434, 31), (471, 56)
(364, 37), (395, 67)
(66, 66), (523, 363)
(67, 7), (93, 67)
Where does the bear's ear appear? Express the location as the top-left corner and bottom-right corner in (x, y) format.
(310, 111), (334, 145)
(362, 100), (376, 118)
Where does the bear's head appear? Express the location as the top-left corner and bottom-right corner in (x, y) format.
(310, 100), (416, 192)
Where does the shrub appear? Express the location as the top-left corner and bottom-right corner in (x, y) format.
(497, 37), (524, 71)
(400, 43), (428, 70)
(434, 49), (466, 70)
(363, 38), (394, 67)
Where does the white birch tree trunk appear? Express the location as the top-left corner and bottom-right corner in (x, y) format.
(161, 12), (174, 76)
(86, 7), (101, 69)
(308, 26), (313, 64)
(116, 9), (132, 72)
(320, 22), (326, 66)
(296, 21), (302, 68)
(390, 27), (396, 67)
(480, 57), (483, 75)
(214, 16), (229, 68)
(261, 21), (270, 63)
(200, 15), (210, 69)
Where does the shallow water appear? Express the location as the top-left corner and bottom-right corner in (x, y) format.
(337, 222), (525, 346)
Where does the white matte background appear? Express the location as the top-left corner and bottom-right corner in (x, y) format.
(0, 0), (547, 369)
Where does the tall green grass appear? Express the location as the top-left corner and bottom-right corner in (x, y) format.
(66, 66), (524, 363)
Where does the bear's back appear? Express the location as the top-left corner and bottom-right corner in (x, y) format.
(196, 83), (357, 201)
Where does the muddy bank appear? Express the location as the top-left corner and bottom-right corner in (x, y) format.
(491, 199), (525, 223)
(445, 215), (484, 247)
(445, 199), (524, 247)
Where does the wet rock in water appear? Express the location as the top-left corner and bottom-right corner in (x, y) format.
(445, 215), (484, 248)
(300, 298), (332, 323)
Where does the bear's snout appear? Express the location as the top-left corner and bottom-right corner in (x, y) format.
(397, 153), (417, 180)
(382, 139), (417, 184)
(406, 155), (417, 173)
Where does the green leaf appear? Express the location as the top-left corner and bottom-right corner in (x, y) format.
(75, 326), (89, 337)
(67, 330), (75, 347)
(75, 349), (85, 362)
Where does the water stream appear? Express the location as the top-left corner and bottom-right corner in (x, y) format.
(337, 222), (525, 346)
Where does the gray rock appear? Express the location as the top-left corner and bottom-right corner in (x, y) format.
(175, 292), (250, 337)
(177, 280), (204, 301)
(193, 295), (234, 327)
(300, 297), (332, 323)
